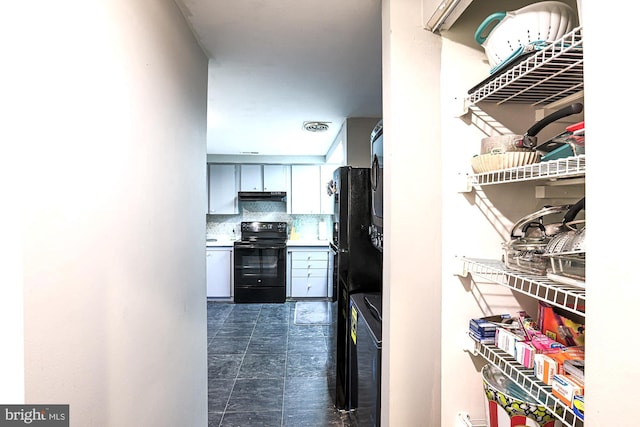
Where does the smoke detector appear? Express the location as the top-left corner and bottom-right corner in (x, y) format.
(303, 121), (330, 132)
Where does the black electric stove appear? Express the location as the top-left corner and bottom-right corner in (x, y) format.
(233, 221), (287, 303)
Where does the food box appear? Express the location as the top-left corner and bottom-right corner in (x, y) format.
(469, 314), (512, 344)
(538, 302), (585, 347)
(534, 347), (584, 385)
(495, 327), (525, 358)
(552, 374), (584, 407)
(534, 354), (558, 384)
(563, 359), (585, 382)
(515, 341), (536, 368)
(470, 318), (498, 337)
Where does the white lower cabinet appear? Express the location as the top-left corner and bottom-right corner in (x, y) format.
(206, 247), (233, 299)
(287, 247), (330, 298)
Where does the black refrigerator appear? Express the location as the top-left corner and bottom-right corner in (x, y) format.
(349, 292), (382, 426)
(329, 166), (382, 410)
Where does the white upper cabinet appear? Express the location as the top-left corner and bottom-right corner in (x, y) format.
(240, 164), (289, 192)
(291, 164), (336, 214)
(263, 164), (289, 192)
(291, 165), (321, 214)
(240, 164), (263, 191)
(208, 164), (239, 214)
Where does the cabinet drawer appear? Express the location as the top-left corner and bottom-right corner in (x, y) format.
(291, 268), (327, 278)
(290, 277), (328, 298)
(291, 259), (327, 270)
(291, 251), (329, 262)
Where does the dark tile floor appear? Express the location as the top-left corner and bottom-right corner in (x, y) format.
(207, 301), (356, 427)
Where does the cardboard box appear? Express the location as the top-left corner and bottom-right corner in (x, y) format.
(538, 302), (585, 347)
(552, 374), (584, 407)
(516, 341), (536, 368)
(535, 353), (558, 384)
(547, 347), (585, 375)
(495, 327), (525, 358)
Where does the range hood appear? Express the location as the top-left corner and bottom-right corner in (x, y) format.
(238, 191), (287, 202)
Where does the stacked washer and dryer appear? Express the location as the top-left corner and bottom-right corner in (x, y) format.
(348, 120), (383, 426)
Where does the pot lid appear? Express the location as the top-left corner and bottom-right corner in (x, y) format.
(510, 204), (573, 238)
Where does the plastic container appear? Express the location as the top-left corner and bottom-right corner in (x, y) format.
(481, 364), (561, 427)
(475, 2), (578, 72)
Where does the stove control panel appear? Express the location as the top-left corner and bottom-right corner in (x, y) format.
(241, 221), (287, 232)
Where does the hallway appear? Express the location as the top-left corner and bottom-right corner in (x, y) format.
(207, 301), (355, 426)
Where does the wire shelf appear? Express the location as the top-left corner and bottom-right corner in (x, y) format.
(472, 340), (584, 427)
(470, 155), (585, 186)
(462, 258), (585, 316)
(467, 27), (583, 106)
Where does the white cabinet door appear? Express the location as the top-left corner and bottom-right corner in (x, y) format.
(291, 165), (321, 214)
(320, 165), (336, 214)
(208, 164), (238, 214)
(206, 248), (233, 298)
(263, 164), (289, 192)
(240, 164), (262, 191)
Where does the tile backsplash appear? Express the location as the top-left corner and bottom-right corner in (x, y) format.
(207, 200), (332, 240)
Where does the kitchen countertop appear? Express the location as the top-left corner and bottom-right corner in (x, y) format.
(206, 238), (236, 247)
(286, 239), (330, 247)
(206, 238), (330, 247)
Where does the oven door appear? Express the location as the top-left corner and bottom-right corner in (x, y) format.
(233, 242), (286, 303)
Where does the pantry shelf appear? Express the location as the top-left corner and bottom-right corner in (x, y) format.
(469, 155), (585, 186)
(462, 258), (585, 316)
(472, 339), (584, 427)
(466, 27), (583, 106)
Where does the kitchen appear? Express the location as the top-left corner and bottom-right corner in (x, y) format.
(5, 1), (636, 427)
(204, 117), (378, 302)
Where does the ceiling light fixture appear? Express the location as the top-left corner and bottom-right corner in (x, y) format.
(303, 121), (330, 132)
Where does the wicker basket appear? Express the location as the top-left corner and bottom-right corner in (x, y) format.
(471, 152), (540, 173)
(475, 1), (578, 70)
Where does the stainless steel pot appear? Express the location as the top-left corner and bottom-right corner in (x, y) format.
(480, 103), (583, 154)
(503, 200), (584, 276)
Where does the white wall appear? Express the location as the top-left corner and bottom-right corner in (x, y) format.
(381, 0), (442, 425)
(583, 2), (640, 426)
(345, 117), (381, 167)
(11, 1), (209, 426)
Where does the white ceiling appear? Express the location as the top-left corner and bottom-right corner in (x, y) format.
(175, 0), (383, 157)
